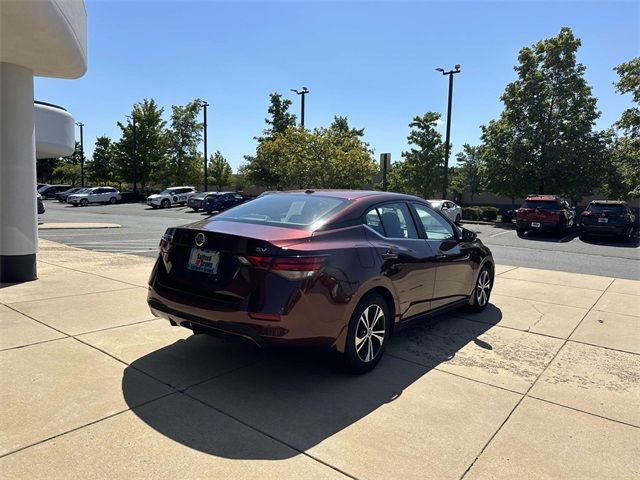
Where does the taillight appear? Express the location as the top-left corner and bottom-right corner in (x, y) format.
(582, 211), (592, 216)
(158, 234), (173, 253)
(240, 255), (326, 280)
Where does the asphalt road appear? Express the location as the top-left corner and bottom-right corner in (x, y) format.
(39, 199), (640, 280)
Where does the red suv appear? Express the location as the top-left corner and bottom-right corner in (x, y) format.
(516, 195), (576, 237)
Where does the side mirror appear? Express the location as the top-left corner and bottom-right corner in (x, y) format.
(461, 228), (477, 242)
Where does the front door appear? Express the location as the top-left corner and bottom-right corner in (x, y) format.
(411, 203), (474, 309)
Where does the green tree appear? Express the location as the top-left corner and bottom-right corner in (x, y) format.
(260, 92), (297, 141)
(114, 99), (169, 191)
(454, 144), (485, 201)
(208, 151), (233, 191)
(388, 112), (444, 198)
(89, 136), (115, 185)
(166, 99), (203, 186)
(36, 158), (61, 183)
(606, 58), (640, 198)
(481, 27), (606, 203)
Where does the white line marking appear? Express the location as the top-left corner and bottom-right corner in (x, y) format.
(489, 230), (512, 238)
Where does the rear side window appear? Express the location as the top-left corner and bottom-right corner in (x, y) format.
(365, 203), (418, 239)
(521, 200), (560, 210)
(214, 194), (350, 229)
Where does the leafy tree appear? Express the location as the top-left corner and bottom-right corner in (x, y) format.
(388, 112), (444, 198)
(260, 93), (297, 141)
(208, 151), (233, 191)
(114, 99), (169, 191)
(166, 99), (203, 186)
(481, 28), (606, 203)
(36, 158), (61, 183)
(605, 57), (640, 198)
(454, 144), (485, 201)
(329, 115), (365, 138)
(89, 136), (115, 185)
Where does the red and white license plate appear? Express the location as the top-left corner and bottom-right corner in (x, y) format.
(598, 218), (608, 223)
(188, 248), (220, 274)
(531, 222), (541, 228)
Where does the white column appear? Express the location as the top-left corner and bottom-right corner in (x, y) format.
(0, 62), (37, 282)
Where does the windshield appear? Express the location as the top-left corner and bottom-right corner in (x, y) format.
(521, 200), (560, 210)
(588, 204), (625, 214)
(214, 194), (350, 229)
(159, 189), (176, 195)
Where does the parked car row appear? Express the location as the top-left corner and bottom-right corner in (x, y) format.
(514, 195), (636, 242)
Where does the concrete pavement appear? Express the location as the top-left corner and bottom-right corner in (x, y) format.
(0, 240), (638, 479)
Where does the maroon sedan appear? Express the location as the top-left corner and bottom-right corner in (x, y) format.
(147, 190), (495, 373)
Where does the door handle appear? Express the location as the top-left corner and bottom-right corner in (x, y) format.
(382, 251), (398, 260)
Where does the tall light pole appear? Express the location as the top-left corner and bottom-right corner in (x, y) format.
(75, 122), (84, 187)
(200, 101), (209, 191)
(436, 64), (461, 199)
(290, 87), (309, 127)
(125, 114), (137, 195)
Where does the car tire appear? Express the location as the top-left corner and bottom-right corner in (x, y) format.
(80, 199), (88, 207)
(191, 207), (199, 212)
(468, 266), (493, 312)
(620, 227), (633, 243)
(516, 228), (525, 238)
(455, 214), (461, 224)
(72, 204), (78, 207)
(109, 197), (117, 204)
(579, 232), (588, 241)
(343, 293), (391, 374)
(205, 210), (212, 214)
(161, 199), (170, 209)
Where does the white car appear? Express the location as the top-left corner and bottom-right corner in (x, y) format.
(427, 199), (462, 223)
(146, 186), (197, 209)
(68, 187), (122, 207)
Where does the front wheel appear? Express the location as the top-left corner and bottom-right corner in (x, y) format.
(109, 197), (117, 204)
(80, 199), (88, 207)
(344, 294), (390, 374)
(161, 199), (170, 209)
(468, 266), (493, 312)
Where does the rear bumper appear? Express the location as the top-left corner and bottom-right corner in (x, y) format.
(516, 220), (562, 231)
(581, 224), (630, 235)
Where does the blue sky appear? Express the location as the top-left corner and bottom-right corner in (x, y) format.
(36, 0), (639, 171)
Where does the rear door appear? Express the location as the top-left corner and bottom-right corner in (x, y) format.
(89, 188), (103, 202)
(364, 202), (437, 320)
(411, 203), (474, 309)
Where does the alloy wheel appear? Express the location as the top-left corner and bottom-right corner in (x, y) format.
(476, 270), (491, 307)
(354, 304), (386, 362)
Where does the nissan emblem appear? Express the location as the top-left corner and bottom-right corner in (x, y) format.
(195, 232), (205, 247)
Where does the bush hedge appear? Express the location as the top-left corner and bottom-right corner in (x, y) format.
(462, 206), (500, 221)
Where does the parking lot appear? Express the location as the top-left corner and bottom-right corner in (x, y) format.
(39, 199), (640, 280)
(0, 237), (638, 479)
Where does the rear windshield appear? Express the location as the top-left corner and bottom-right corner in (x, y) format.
(214, 194), (350, 229)
(521, 200), (560, 210)
(588, 204), (625, 214)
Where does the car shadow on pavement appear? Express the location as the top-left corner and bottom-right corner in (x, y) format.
(121, 306), (502, 459)
(579, 234), (639, 248)
(518, 230), (578, 243)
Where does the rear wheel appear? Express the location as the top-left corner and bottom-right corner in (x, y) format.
(468, 266), (493, 312)
(109, 197), (117, 204)
(205, 210), (212, 214)
(344, 294), (390, 374)
(191, 207), (199, 212)
(161, 199), (170, 209)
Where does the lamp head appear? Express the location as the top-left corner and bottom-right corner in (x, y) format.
(435, 68), (444, 73)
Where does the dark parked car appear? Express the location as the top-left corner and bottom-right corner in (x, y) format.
(37, 193), (45, 214)
(579, 201), (635, 242)
(55, 187), (87, 202)
(203, 192), (246, 214)
(187, 191), (218, 212)
(516, 195), (575, 237)
(38, 184), (72, 199)
(147, 190), (495, 373)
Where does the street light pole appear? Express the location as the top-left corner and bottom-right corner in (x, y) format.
(75, 122), (84, 187)
(436, 65), (461, 199)
(201, 101), (209, 191)
(290, 87), (309, 127)
(125, 114), (137, 195)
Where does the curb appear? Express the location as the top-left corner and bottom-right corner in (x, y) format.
(38, 223), (121, 230)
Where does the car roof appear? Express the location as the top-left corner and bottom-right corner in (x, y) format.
(168, 186), (195, 190)
(526, 195), (560, 201)
(589, 200), (627, 205)
(261, 189), (424, 202)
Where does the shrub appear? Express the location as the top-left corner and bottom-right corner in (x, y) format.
(462, 206), (499, 221)
(480, 206), (499, 221)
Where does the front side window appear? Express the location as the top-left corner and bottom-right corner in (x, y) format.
(364, 203), (418, 239)
(413, 204), (455, 240)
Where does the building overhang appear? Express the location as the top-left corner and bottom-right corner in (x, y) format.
(0, 0), (87, 78)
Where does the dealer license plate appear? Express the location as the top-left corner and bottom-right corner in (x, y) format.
(531, 222), (541, 228)
(598, 217), (608, 223)
(188, 248), (220, 274)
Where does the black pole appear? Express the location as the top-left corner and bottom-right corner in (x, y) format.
(129, 115), (137, 195)
(291, 87), (309, 128)
(77, 122), (84, 187)
(202, 101), (209, 191)
(437, 65), (460, 200)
